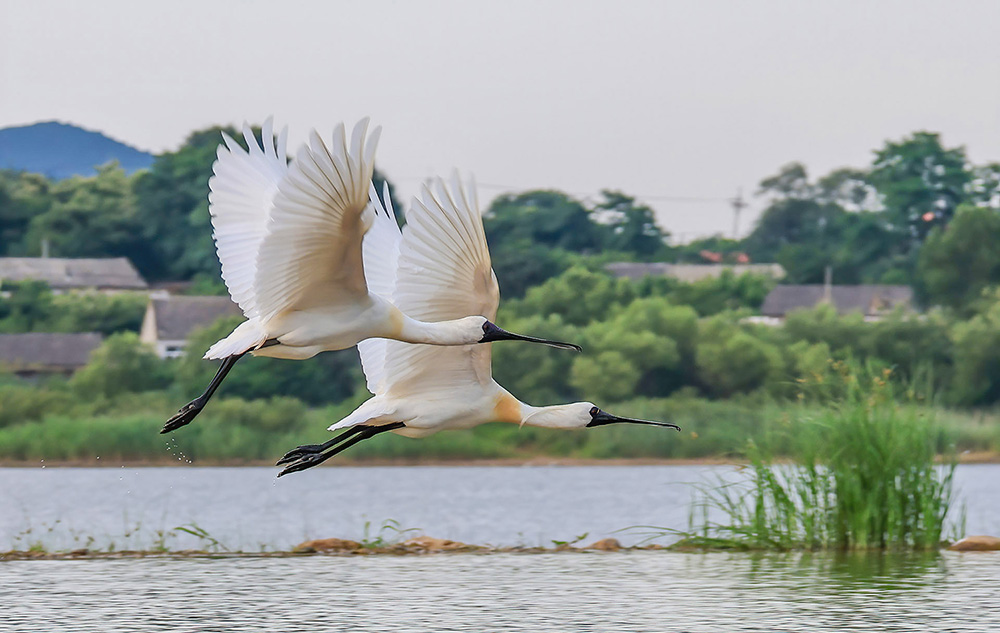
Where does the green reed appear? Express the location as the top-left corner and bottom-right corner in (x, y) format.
(686, 364), (962, 550)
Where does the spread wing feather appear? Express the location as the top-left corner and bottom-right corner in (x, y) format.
(357, 182), (403, 394)
(367, 173), (498, 396)
(207, 118), (287, 319)
(252, 119), (381, 324)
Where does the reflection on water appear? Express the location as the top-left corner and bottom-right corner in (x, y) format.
(2, 465), (995, 551)
(2, 551), (998, 632)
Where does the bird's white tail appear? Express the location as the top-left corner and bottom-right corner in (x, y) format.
(204, 319), (268, 359)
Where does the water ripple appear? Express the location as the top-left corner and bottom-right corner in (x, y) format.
(2, 552), (998, 632)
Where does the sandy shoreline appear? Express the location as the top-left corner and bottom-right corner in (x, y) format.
(2, 452), (997, 468)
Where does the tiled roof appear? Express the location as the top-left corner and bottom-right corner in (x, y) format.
(0, 257), (148, 290)
(0, 332), (103, 370)
(148, 296), (241, 341)
(760, 285), (914, 317)
(606, 263), (785, 282)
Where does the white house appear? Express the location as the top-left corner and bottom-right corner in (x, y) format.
(139, 296), (241, 358)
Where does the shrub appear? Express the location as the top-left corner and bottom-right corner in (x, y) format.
(0, 383), (75, 428)
(70, 332), (171, 398)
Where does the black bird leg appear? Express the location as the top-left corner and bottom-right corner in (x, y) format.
(277, 423), (406, 477)
(275, 426), (367, 465)
(160, 339), (280, 434)
(161, 352), (245, 434)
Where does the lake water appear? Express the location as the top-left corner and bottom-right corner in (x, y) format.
(3, 464), (997, 551)
(3, 551), (999, 632)
(2, 465), (999, 632)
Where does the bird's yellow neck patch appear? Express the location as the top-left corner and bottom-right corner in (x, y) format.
(492, 393), (523, 424)
(387, 305), (405, 338)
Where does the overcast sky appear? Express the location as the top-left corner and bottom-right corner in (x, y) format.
(2, 0), (999, 241)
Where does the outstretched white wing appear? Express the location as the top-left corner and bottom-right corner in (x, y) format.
(365, 173), (499, 397)
(357, 182), (402, 394)
(208, 118), (288, 319)
(253, 119), (382, 324)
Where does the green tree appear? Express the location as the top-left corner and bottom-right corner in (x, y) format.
(487, 239), (577, 299)
(696, 317), (783, 397)
(867, 310), (953, 389)
(918, 205), (1000, 312)
(782, 305), (869, 358)
(593, 190), (668, 257)
(24, 163), (142, 259)
(570, 350), (640, 403)
(743, 198), (846, 270)
(747, 160), (913, 284)
(967, 163), (1000, 207)
(672, 235), (744, 264)
(0, 281), (54, 332)
(491, 313), (580, 405)
(869, 131), (971, 240)
(758, 162), (816, 200)
(175, 317), (364, 405)
(0, 170), (53, 255)
(48, 291), (148, 335)
(509, 266), (635, 326)
(483, 189), (617, 297)
(950, 295), (1000, 405)
(815, 168), (880, 211)
(133, 126), (243, 280)
(70, 332), (171, 398)
(663, 271), (773, 315)
(580, 297), (695, 397)
(485, 190), (607, 253)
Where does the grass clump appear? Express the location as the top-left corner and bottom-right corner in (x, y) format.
(685, 365), (962, 551)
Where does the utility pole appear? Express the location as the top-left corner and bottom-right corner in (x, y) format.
(730, 188), (747, 239)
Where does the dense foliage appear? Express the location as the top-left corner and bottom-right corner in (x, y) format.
(2, 125), (1000, 462)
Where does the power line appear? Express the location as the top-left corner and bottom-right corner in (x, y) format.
(730, 188), (748, 238)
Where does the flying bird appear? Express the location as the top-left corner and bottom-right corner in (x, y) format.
(276, 175), (679, 476)
(162, 119), (578, 434)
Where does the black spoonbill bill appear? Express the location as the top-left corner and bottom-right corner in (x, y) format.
(162, 120), (579, 434)
(276, 175), (678, 476)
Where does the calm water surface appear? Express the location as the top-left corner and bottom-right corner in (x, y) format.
(1, 464), (997, 550)
(2, 465), (999, 632)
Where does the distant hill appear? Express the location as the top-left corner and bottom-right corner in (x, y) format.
(0, 121), (154, 179)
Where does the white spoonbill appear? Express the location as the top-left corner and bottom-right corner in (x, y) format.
(162, 119), (579, 434)
(276, 175), (679, 476)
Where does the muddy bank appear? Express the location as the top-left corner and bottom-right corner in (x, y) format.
(1, 537), (657, 561)
(2, 452), (996, 468)
(0, 456), (744, 468)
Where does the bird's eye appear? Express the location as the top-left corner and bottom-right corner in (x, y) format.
(589, 407), (600, 417)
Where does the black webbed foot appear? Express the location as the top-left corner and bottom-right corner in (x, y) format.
(277, 454), (327, 477)
(275, 444), (326, 466)
(161, 401), (204, 434)
(274, 423), (404, 478)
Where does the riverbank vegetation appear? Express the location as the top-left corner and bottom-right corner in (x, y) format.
(677, 368), (963, 551)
